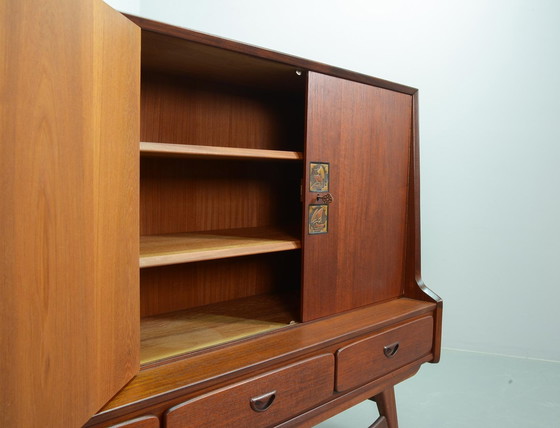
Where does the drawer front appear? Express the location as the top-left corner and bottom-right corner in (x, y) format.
(109, 416), (159, 428)
(335, 316), (433, 391)
(166, 354), (334, 428)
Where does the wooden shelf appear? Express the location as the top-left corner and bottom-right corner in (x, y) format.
(140, 226), (301, 268)
(140, 142), (303, 161)
(140, 293), (298, 364)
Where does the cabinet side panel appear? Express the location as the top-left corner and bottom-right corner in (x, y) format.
(302, 72), (412, 321)
(0, 1), (139, 426)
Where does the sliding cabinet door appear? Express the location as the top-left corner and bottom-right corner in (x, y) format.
(302, 72), (412, 321)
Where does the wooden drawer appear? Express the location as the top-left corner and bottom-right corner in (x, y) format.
(109, 416), (159, 428)
(335, 316), (433, 391)
(165, 354), (334, 428)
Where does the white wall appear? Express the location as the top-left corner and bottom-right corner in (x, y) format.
(104, 0), (139, 14)
(133, 0), (560, 361)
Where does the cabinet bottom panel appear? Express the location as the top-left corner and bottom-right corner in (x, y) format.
(140, 293), (299, 364)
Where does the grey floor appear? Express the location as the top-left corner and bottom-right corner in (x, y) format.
(316, 349), (560, 427)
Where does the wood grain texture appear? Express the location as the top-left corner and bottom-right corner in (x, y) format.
(403, 91), (443, 362)
(302, 72), (413, 321)
(91, 298), (434, 418)
(88, 355), (429, 428)
(140, 142), (303, 161)
(141, 294), (299, 364)
(335, 316), (433, 392)
(140, 156), (302, 235)
(91, 0), (141, 415)
(0, 1), (139, 426)
(373, 388), (398, 428)
(140, 30), (306, 94)
(141, 71), (305, 151)
(140, 251), (301, 317)
(109, 416), (160, 428)
(265, 357), (427, 428)
(126, 15), (417, 96)
(165, 354), (334, 428)
(140, 227), (300, 267)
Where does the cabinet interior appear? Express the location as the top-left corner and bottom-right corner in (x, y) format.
(139, 29), (306, 364)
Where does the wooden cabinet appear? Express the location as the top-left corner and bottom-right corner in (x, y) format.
(0, 1), (442, 427)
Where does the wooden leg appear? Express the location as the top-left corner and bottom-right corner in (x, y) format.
(371, 387), (398, 428)
(368, 416), (388, 428)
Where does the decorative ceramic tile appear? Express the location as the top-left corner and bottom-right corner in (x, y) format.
(309, 162), (329, 192)
(308, 204), (328, 234)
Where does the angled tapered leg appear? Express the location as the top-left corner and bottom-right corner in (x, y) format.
(369, 415), (388, 428)
(371, 387), (398, 428)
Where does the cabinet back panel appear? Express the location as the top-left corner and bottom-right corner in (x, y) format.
(140, 251), (301, 316)
(141, 71), (305, 152)
(140, 157), (301, 235)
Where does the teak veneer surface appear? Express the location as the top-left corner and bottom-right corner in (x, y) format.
(164, 354), (334, 428)
(140, 226), (301, 267)
(0, 1), (140, 426)
(140, 71), (305, 152)
(274, 358), (429, 428)
(97, 298), (435, 414)
(335, 316), (434, 392)
(302, 72), (412, 321)
(140, 30), (306, 94)
(127, 14), (418, 96)
(140, 293), (299, 364)
(110, 416), (160, 428)
(140, 142), (303, 161)
(402, 92), (444, 360)
(140, 157), (302, 235)
(140, 251), (301, 317)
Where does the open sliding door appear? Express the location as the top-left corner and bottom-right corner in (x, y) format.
(302, 72), (412, 321)
(0, 1), (140, 426)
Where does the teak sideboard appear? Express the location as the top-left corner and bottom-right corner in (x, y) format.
(0, 1), (442, 427)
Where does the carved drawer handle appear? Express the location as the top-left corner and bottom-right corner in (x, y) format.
(383, 342), (400, 358)
(250, 390), (276, 412)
